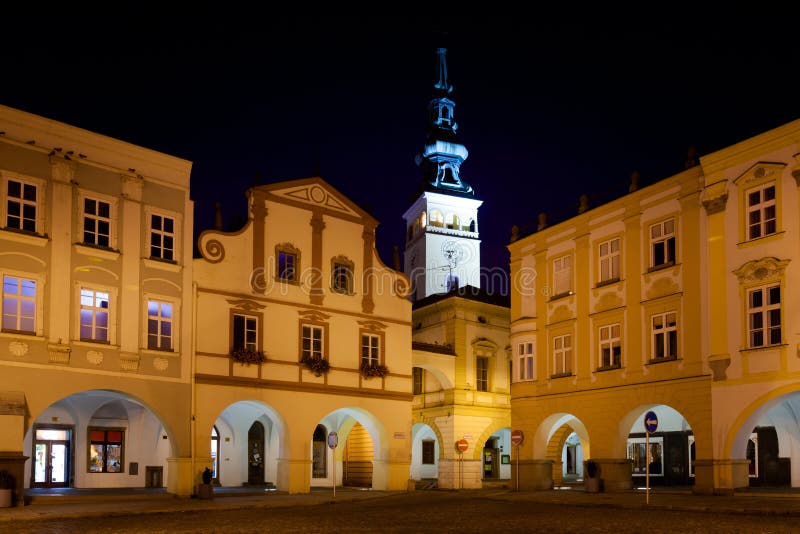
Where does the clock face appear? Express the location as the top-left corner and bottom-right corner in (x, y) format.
(441, 240), (464, 265)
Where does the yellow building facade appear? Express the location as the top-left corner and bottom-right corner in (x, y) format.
(508, 118), (800, 494)
(0, 105), (196, 501)
(194, 177), (414, 493)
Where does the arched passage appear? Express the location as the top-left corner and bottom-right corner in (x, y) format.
(25, 389), (175, 491)
(410, 422), (441, 483)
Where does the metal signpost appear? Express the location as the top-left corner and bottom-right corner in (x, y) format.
(456, 439), (468, 489)
(643, 411), (658, 505)
(328, 431), (339, 498)
(510, 430), (524, 492)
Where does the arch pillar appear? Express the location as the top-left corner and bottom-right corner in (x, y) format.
(693, 459), (750, 495)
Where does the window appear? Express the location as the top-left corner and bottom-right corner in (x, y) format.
(83, 197), (112, 248)
(361, 333), (380, 366)
(552, 255), (572, 296)
(88, 428), (124, 473)
(628, 437), (663, 476)
(150, 214), (175, 261)
(413, 367), (424, 395)
(517, 342), (534, 381)
(302, 325), (324, 359)
(650, 219), (675, 268)
(331, 258), (354, 294)
(233, 313), (258, 351)
(476, 356), (489, 391)
(599, 237), (620, 283)
(748, 284), (781, 348)
(651, 312), (677, 359)
(2, 275), (35, 333)
(80, 288), (109, 342)
(429, 210), (444, 228)
(598, 323), (621, 369)
(553, 334), (572, 375)
(147, 300), (173, 351)
(279, 251), (296, 280)
(5, 178), (38, 233)
(446, 213), (460, 230)
(746, 183), (776, 240)
(422, 440), (435, 465)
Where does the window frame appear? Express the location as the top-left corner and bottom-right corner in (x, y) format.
(87, 427), (125, 474)
(516, 341), (534, 382)
(331, 256), (354, 295)
(552, 333), (573, 377)
(360, 331), (382, 367)
(598, 323), (622, 370)
(598, 236), (621, 285)
(2, 172), (44, 235)
(144, 295), (177, 352)
(275, 243), (301, 284)
(412, 367), (424, 395)
(78, 190), (118, 250)
(551, 254), (573, 298)
(421, 439), (436, 465)
(299, 319), (329, 363)
(745, 182), (777, 241)
(77, 285), (114, 344)
(746, 283), (782, 349)
(1, 272), (39, 335)
(145, 207), (181, 263)
(651, 311), (678, 361)
(649, 218), (676, 270)
(229, 309), (262, 353)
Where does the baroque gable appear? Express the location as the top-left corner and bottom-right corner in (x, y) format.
(272, 182), (361, 218)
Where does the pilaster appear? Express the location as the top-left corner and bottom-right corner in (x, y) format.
(48, 158), (74, 345)
(701, 179), (730, 378)
(120, 174), (143, 355)
(309, 210), (325, 305)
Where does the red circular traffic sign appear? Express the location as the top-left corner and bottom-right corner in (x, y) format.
(511, 429), (524, 446)
(456, 439), (469, 452)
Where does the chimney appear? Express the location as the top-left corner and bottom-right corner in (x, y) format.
(392, 245), (401, 271)
(214, 201), (223, 231)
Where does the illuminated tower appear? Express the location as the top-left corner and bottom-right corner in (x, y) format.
(403, 48), (483, 301)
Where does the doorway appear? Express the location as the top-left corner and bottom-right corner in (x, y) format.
(247, 421), (265, 485)
(483, 438), (499, 479)
(32, 426), (71, 488)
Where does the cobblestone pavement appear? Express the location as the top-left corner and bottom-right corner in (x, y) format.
(2, 488), (800, 533)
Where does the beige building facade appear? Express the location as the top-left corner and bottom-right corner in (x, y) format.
(194, 177), (414, 494)
(0, 105), (195, 501)
(508, 118), (800, 494)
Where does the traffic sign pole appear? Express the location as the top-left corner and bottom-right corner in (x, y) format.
(510, 430), (524, 492)
(328, 432), (339, 498)
(643, 411), (658, 505)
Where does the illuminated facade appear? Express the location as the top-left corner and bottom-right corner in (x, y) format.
(0, 104), (195, 499)
(508, 118), (800, 494)
(194, 177), (414, 493)
(407, 49), (511, 489)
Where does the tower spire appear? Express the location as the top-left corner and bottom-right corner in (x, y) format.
(414, 47), (473, 197)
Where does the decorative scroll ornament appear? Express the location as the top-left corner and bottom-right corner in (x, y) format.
(733, 257), (790, 283)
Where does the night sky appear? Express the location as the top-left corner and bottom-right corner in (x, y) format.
(3, 14), (798, 289)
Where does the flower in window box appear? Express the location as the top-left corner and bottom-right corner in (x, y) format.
(360, 361), (389, 379)
(230, 348), (266, 365)
(301, 356), (330, 376)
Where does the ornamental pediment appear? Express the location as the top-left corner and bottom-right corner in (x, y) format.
(732, 161), (786, 185)
(733, 257), (789, 283)
(272, 183), (360, 217)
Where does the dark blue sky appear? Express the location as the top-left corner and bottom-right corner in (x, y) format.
(3, 14), (798, 284)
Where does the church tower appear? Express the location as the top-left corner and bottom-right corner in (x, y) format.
(403, 48), (483, 301)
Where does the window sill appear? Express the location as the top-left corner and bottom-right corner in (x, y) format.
(740, 343), (787, 354)
(74, 339), (118, 349)
(595, 365), (622, 372)
(143, 258), (182, 272)
(142, 348), (178, 357)
(75, 243), (120, 260)
(647, 262), (676, 274)
(595, 277), (621, 288)
(0, 228), (48, 247)
(550, 372), (573, 379)
(549, 291), (574, 302)
(330, 288), (354, 296)
(736, 230), (786, 248)
(646, 356), (678, 365)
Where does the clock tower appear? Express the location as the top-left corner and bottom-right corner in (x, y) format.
(403, 48), (483, 301)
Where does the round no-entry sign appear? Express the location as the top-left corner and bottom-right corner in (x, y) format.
(511, 430), (524, 446)
(644, 411), (658, 434)
(456, 438), (469, 452)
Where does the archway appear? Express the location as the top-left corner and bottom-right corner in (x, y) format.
(26, 389), (174, 490)
(211, 401), (284, 488)
(623, 404), (694, 488)
(539, 414), (590, 487)
(410, 422), (441, 484)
